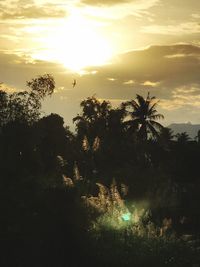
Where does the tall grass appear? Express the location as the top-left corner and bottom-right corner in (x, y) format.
(62, 172), (200, 266)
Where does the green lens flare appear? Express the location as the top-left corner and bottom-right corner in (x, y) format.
(122, 212), (131, 221)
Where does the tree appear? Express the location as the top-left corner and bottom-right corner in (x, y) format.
(73, 96), (111, 143)
(0, 74), (55, 126)
(158, 127), (174, 148)
(0, 90), (8, 127)
(0, 75), (56, 179)
(122, 92), (164, 141)
(26, 73), (55, 100)
(196, 130), (200, 143)
(73, 96), (127, 178)
(73, 97), (111, 177)
(35, 113), (68, 173)
(176, 132), (190, 144)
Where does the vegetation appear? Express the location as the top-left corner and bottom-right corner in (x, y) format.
(122, 92), (164, 140)
(0, 75), (200, 267)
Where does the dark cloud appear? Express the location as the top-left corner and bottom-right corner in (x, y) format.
(0, 52), (65, 88)
(83, 44), (200, 95)
(77, 44), (200, 124)
(0, 2), (66, 19)
(1, 44), (200, 126)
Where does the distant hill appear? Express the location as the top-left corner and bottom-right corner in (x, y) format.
(168, 123), (200, 139)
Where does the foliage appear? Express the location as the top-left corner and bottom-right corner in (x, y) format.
(1, 76), (200, 266)
(176, 132), (190, 144)
(122, 92), (164, 140)
(0, 74), (55, 126)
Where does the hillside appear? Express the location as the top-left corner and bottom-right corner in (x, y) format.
(168, 122), (200, 139)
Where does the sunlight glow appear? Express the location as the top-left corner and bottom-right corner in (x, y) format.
(34, 12), (112, 72)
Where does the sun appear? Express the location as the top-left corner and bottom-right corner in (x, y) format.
(34, 12), (112, 72)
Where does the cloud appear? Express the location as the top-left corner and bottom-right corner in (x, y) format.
(160, 86), (200, 111)
(142, 81), (160, 87)
(1, 44), (200, 125)
(2, 44), (200, 94)
(143, 22), (200, 35)
(77, 43), (200, 124)
(79, 0), (159, 19)
(172, 86), (200, 108)
(0, 51), (66, 89)
(123, 80), (135, 85)
(84, 44), (200, 91)
(0, 1), (66, 19)
(107, 77), (117, 81)
(81, 0), (132, 6)
(81, 0), (159, 8)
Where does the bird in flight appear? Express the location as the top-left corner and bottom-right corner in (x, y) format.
(72, 79), (77, 88)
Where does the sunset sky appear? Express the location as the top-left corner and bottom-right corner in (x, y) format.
(1, 0), (200, 128)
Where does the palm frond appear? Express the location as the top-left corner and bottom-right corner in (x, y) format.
(148, 109), (158, 115)
(147, 122), (160, 139)
(136, 94), (146, 107)
(123, 100), (140, 110)
(149, 120), (164, 131)
(148, 101), (159, 114)
(149, 114), (164, 120)
(138, 122), (148, 140)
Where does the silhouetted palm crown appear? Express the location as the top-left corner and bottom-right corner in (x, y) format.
(123, 92), (164, 140)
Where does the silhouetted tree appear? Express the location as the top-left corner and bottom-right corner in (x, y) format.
(122, 92), (164, 141)
(35, 113), (69, 175)
(176, 132), (190, 144)
(196, 129), (200, 143)
(158, 127), (174, 148)
(0, 90), (8, 126)
(73, 96), (111, 142)
(73, 96), (128, 178)
(0, 74), (55, 126)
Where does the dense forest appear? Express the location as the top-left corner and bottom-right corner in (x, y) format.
(1, 74), (200, 267)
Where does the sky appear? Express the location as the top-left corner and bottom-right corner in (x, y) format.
(1, 0), (200, 128)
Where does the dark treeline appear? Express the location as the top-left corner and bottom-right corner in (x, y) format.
(0, 75), (200, 266)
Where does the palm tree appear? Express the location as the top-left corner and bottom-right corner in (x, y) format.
(176, 132), (190, 144)
(122, 92), (164, 140)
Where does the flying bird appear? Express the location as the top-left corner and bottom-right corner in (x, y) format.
(72, 79), (77, 88)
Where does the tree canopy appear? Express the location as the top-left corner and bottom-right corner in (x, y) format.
(122, 92), (164, 141)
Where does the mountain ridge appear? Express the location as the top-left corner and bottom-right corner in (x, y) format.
(167, 123), (200, 139)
